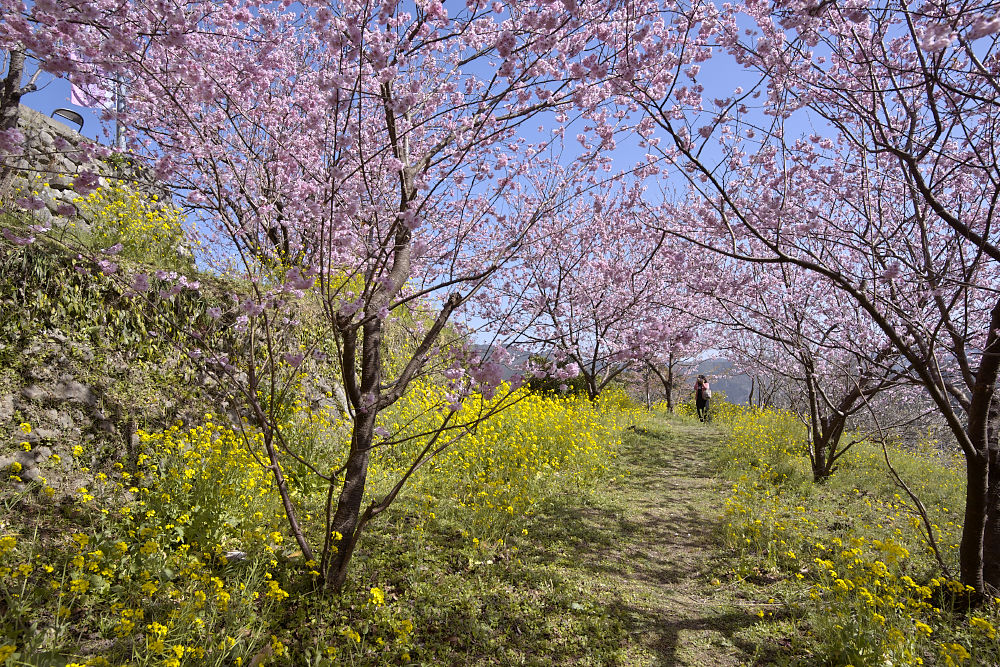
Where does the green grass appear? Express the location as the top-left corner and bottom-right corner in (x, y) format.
(323, 412), (767, 666)
(709, 403), (999, 666)
(5, 243), (994, 667)
(1, 394), (651, 666)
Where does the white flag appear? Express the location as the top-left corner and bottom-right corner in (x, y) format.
(70, 76), (113, 109)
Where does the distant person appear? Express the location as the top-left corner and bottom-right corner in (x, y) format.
(694, 374), (711, 422)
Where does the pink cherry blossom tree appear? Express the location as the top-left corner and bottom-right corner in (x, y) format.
(641, 332), (704, 412)
(491, 178), (708, 401)
(716, 261), (908, 481)
(627, 0), (1000, 592)
(732, 0), (1000, 596)
(661, 138), (999, 592)
(1, 0), (703, 589)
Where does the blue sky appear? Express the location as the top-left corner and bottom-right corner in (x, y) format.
(19, 57), (110, 142)
(14, 10), (759, 159)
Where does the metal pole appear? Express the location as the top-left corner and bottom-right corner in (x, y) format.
(114, 75), (125, 151)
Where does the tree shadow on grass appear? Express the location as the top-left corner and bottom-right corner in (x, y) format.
(352, 519), (667, 666)
(528, 425), (722, 579)
(613, 602), (797, 666)
(516, 418), (769, 665)
(351, 417), (769, 665)
(527, 494), (716, 586)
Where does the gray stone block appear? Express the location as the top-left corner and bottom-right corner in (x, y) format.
(51, 381), (97, 407)
(0, 394), (13, 422)
(20, 385), (47, 402)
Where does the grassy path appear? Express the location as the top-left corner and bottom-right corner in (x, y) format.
(525, 414), (763, 665)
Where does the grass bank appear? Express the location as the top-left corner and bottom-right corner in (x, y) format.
(10, 367), (992, 665)
(711, 403), (999, 666)
(1, 390), (649, 666)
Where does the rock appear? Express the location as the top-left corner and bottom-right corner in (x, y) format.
(12, 105), (168, 238)
(32, 428), (59, 442)
(0, 450), (35, 470)
(49, 174), (74, 190)
(31, 445), (52, 462)
(24, 342), (47, 358)
(71, 343), (94, 362)
(21, 385), (47, 402)
(51, 381), (97, 407)
(33, 208), (55, 225)
(0, 394), (13, 422)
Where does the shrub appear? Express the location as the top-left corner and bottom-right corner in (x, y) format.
(377, 383), (639, 543)
(75, 179), (191, 271)
(0, 418), (286, 665)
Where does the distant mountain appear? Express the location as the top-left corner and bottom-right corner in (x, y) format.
(692, 358), (752, 405)
(468, 343), (533, 381)
(469, 344), (754, 404)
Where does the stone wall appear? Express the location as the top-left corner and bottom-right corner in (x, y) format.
(1, 105), (165, 229)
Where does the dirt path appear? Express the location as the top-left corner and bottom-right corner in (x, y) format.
(530, 415), (761, 666)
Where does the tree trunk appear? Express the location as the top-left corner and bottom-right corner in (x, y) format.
(666, 354), (674, 412)
(644, 369), (650, 410)
(981, 375), (1000, 590)
(326, 317), (382, 590)
(961, 452), (989, 594)
(803, 366), (828, 481)
(960, 300), (1000, 594)
(802, 358), (865, 482)
(985, 432), (1000, 591)
(1, 49), (29, 190)
(645, 357), (674, 412)
(0, 49), (27, 132)
(585, 372), (599, 402)
(812, 412), (848, 482)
